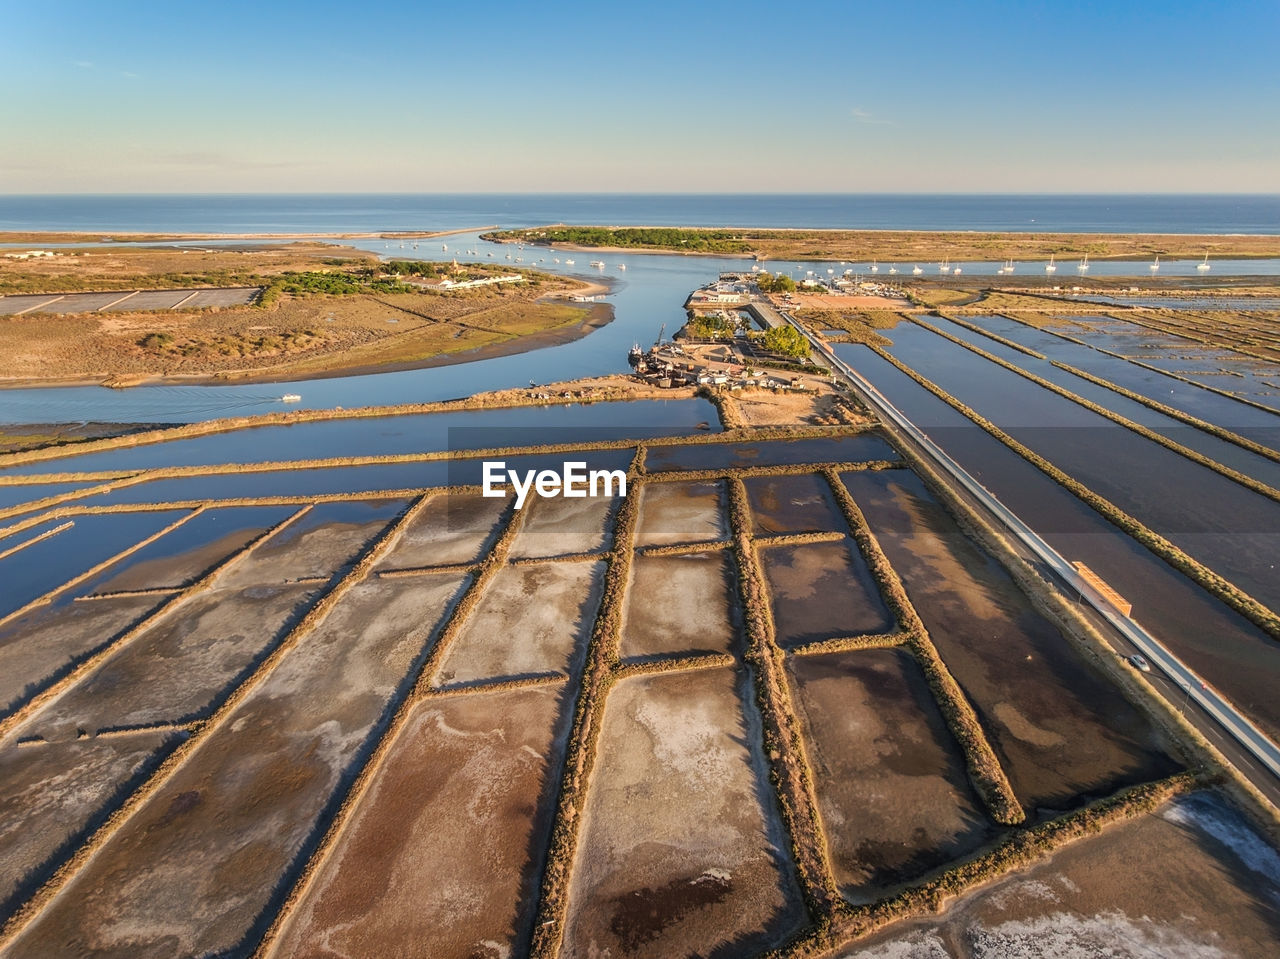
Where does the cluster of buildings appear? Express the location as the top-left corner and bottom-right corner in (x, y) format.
(629, 341), (806, 392)
(424, 273), (524, 291)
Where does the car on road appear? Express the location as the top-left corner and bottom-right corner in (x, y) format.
(1128, 654), (1151, 673)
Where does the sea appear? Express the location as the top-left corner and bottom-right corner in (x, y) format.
(1, 193), (1278, 235)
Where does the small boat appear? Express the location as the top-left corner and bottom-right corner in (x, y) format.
(1149, 255), (1160, 273)
(1197, 252), (1211, 272)
(912, 265), (923, 275)
(564, 258), (575, 265)
(870, 259), (879, 273)
(1045, 254), (1057, 274)
(628, 343), (643, 365)
(441, 244), (448, 252)
(1077, 254), (1089, 272)
(938, 258), (950, 274)
(590, 260), (605, 268)
(617, 263), (626, 270)
(280, 393), (302, 403)
(952, 266), (962, 275)
(1004, 259), (1015, 274)
(888, 265), (898, 274)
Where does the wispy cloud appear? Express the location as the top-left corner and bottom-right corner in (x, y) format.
(73, 60), (94, 69)
(121, 70), (140, 79)
(851, 107), (893, 126)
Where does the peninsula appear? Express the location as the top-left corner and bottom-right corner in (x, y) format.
(0, 241), (608, 386)
(483, 225), (1280, 262)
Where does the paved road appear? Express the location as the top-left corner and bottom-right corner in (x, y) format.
(783, 310), (1280, 800)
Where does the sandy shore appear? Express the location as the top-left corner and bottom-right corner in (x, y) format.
(0, 301), (613, 391)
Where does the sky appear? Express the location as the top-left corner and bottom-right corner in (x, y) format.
(1, 0), (1277, 194)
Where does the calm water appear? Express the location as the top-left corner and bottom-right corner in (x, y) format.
(2, 194), (1278, 234)
(1, 401), (717, 476)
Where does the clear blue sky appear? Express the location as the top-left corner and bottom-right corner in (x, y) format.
(2, 0), (1276, 193)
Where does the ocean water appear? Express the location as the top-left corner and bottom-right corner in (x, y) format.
(1, 193), (1277, 235)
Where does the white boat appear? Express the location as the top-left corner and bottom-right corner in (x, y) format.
(1004, 259), (1015, 274)
(888, 265), (898, 274)
(1045, 255), (1057, 274)
(564, 259), (575, 265)
(280, 393), (302, 403)
(912, 265), (923, 275)
(1077, 254), (1089, 272)
(1149, 255), (1160, 273)
(1197, 252), (1211, 272)
(441, 244), (448, 252)
(870, 259), (879, 273)
(938, 258), (950, 274)
(952, 266), (962, 275)
(617, 263), (626, 270)
(590, 260), (605, 268)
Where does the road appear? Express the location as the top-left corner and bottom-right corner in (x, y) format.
(781, 308), (1280, 804)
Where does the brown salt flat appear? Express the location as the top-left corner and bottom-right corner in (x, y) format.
(789, 649), (998, 900)
(760, 538), (893, 645)
(5, 572), (466, 959)
(0, 732), (179, 921)
(743, 472), (846, 535)
(216, 502), (403, 588)
(840, 790), (1280, 958)
(20, 582), (320, 739)
(0, 595), (166, 716)
(619, 550), (739, 660)
(633, 480), (728, 547)
(374, 490), (506, 570)
(269, 682), (573, 959)
(435, 560), (604, 687)
(507, 493), (616, 559)
(560, 667), (803, 958)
